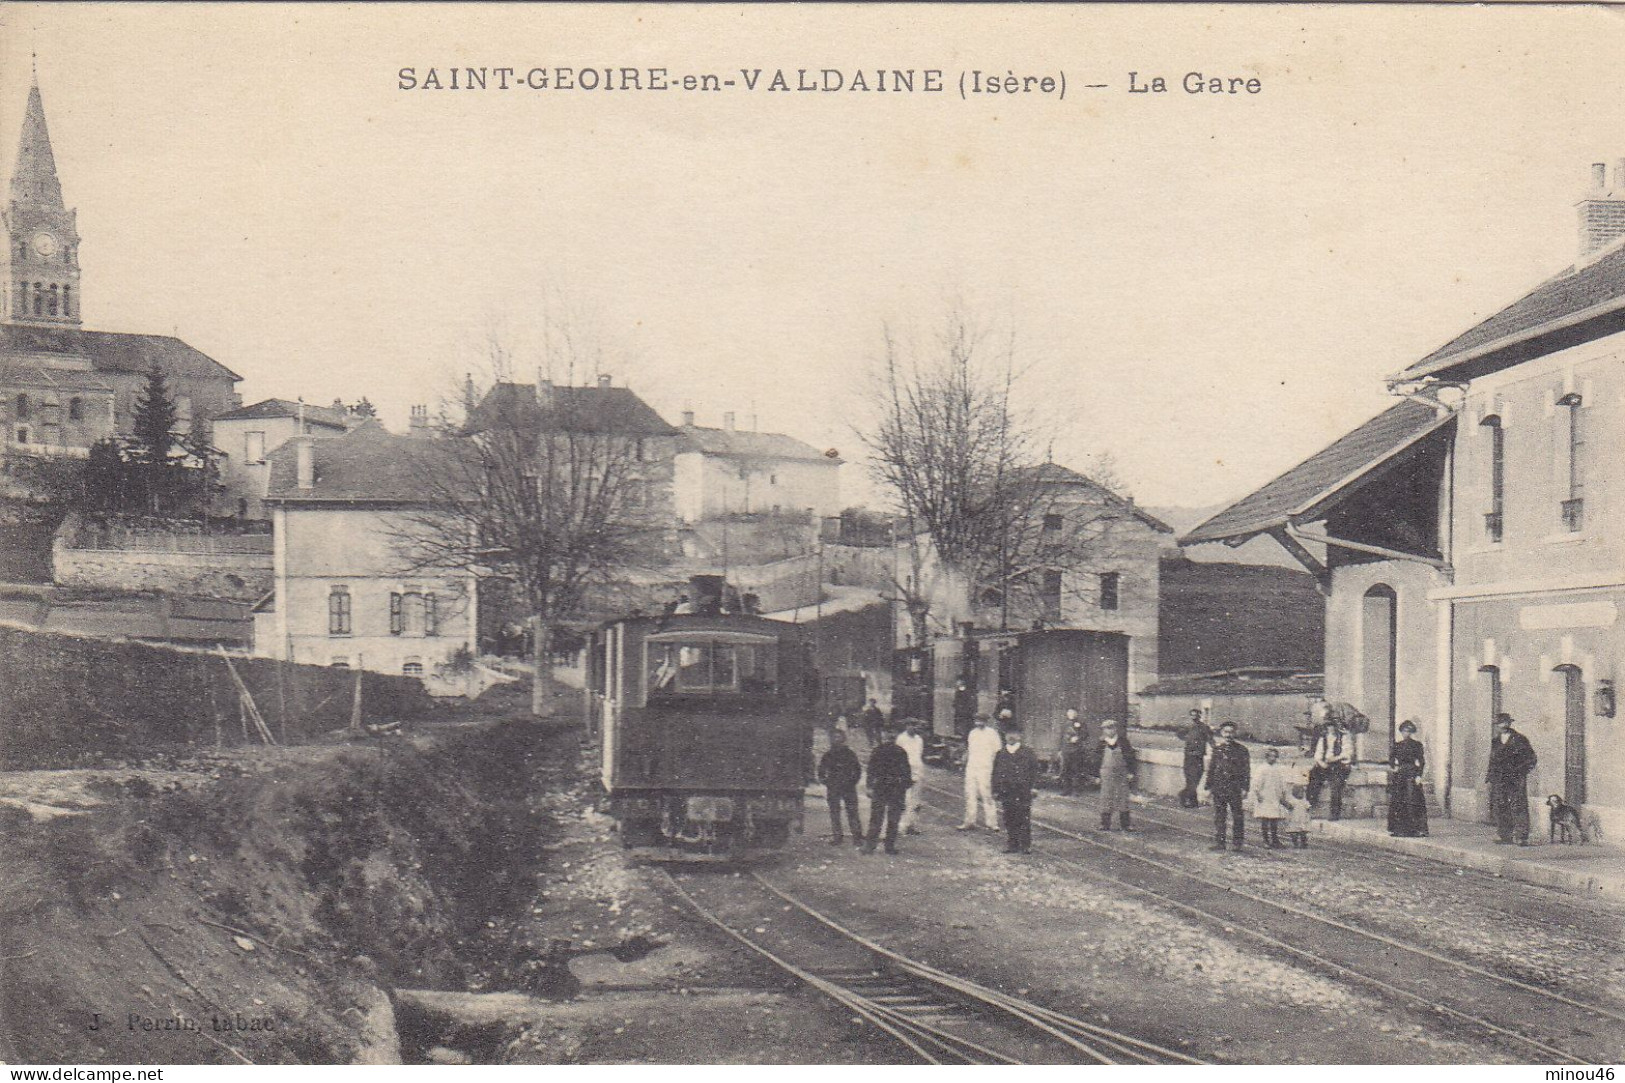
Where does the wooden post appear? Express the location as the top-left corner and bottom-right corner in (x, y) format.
(275, 656), (289, 744)
(350, 669), (364, 732)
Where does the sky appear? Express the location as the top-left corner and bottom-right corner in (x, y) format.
(4, 3), (1624, 511)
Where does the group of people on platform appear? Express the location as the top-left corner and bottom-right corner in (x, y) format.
(817, 698), (1543, 856)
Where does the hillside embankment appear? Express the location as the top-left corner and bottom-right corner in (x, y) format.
(0, 693), (625, 1064)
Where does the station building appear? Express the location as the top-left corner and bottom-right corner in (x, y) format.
(1185, 163), (1625, 834)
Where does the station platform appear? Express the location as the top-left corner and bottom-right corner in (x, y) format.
(1299, 807), (1625, 901)
(1117, 728), (1625, 900)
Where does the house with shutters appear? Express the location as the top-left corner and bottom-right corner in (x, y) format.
(1183, 161), (1625, 833)
(253, 424), (478, 695)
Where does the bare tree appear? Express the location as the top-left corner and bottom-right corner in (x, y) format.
(391, 337), (667, 715)
(861, 308), (1138, 642)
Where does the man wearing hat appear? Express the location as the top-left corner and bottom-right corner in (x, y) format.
(1058, 708), (1088, 796)
(1486, 713), (1537, 846)
(1178, 708), (1213, 808)
(992, 725), (1041, 854)
(863, 722), (913, 854)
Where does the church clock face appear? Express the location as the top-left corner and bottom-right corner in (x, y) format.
(31, 232), (58, 257)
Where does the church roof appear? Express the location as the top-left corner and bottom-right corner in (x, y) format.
(10, 81), (64, 210)
(0, 324), (241, 383)
(676, 424), (836, 463)
(0, 356), (115, 392)
(215, 398), (349, 428)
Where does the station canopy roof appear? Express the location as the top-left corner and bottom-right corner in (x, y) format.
(1180, 399), (1454, 547)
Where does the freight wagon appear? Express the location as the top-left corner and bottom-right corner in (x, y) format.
(921, 628), (1130, 773)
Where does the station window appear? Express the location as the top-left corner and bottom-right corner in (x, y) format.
(67, 397), (83, 422)
(1042, 513), (1063, 533)
(1558, 393), (1585, 532)
(1480, 415), (1504, 543)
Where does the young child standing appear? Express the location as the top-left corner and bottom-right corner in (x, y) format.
(1250, 747), (1293, 849)
(1284, 783), (1312, 849)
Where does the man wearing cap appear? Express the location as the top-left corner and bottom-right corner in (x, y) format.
(992, 726), (1040, 854)
(959, 715), (1002, 831)
(1205, 722), (1251, 851)
(817, 727), (865, 847)
(1486, 713), (1537, 846)
(1178, 708), (1213, 808)
(863, 722), (913, 855)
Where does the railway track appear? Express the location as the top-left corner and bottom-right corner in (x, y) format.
(661, 867), (1206, 1065)
(919, 780), (1625, 1065)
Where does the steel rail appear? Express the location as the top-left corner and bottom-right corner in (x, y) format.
(748, 871), (1204, 1065)
(918, 782), (1597, 1064)
(660, 868), (1016, 1064)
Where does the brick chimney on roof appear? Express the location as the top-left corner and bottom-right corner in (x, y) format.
(1577, 160), (1625, 258)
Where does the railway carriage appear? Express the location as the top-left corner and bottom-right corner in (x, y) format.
(591, 610), (817, 860)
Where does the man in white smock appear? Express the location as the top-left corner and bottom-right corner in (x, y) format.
(958, 714), (1002, 830)
(896, 718), (927, 835)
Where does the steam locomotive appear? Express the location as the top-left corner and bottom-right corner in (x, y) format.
(589, 582), (817, 861)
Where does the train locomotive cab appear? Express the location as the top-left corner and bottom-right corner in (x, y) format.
(593, 613), (815, 862)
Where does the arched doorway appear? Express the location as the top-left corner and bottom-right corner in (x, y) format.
(1361, 585), (1398, 756)
(1553, 665), (1586, 807)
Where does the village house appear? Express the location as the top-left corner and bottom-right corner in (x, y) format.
(253, 425), (478, 695)
(1, 77), (239, 460)
(900, 463), (1174, 723)
(212, 399), (353, 519)
(672, 409), (842, 524)
(1184, 161), (1625, 834)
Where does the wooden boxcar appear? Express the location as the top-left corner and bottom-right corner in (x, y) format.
(591, 612), (817, 861)
(927, 628), (1129, 772)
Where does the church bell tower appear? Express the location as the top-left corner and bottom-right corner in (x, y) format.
(3, 75), (81, 327)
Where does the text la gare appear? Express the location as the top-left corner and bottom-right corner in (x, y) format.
(1129, 72), (1263, 95)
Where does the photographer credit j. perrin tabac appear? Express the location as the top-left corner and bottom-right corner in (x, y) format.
(0, 3), (1621, 1073)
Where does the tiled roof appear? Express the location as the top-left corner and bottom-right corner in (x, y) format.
(264, 424), (474, 504)
(1181, 400), (1452, 545)
(677, 425), (837, 463)
(470, 382), (677, 436)
(0, 323), (241, 383)
(215, 398), (349, 428)
(1397, 242), (1625, 379)
(1021, 462), (1173, 533)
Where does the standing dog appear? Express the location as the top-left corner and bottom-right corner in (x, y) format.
(1547, 795), (1586, 844)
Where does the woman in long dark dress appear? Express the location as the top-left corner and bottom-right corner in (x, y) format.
(1387, 720), (1429, 837)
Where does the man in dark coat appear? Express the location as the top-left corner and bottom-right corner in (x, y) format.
(992, 726), (1041, 854)
(1205, 722), (1251, 851)
(818, 728), (864, 846)
(860, 699), (887, 746)
(1178, 708), (1213, 808)
(1487, 712), (1537, 845)
(1058, 709), (1088, 796)
(863, 723), (912, 854)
